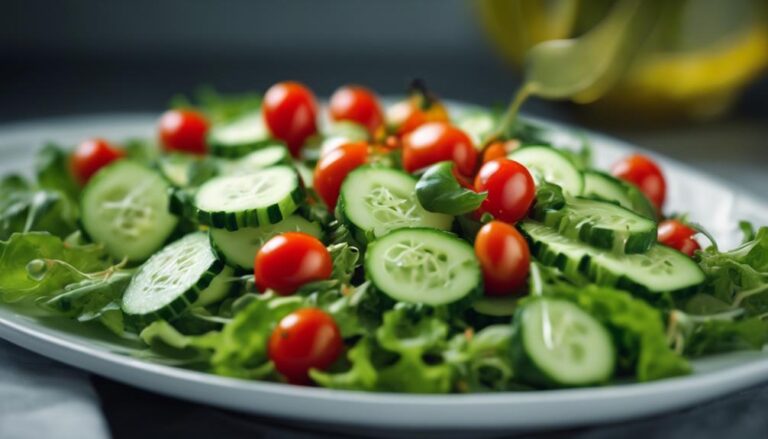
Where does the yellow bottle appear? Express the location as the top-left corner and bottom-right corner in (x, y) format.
(477, 0), (768, 123)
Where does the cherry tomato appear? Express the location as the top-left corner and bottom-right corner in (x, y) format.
(70, 138), (125, 185)
(474, 159), (536, 223)
(254, 232), (332, 295)
(313, 142), (368, 211)
(658, 219), (700, 257)
(269, 308), (343, 385)
(482, 140), (520, 164)
(612, 154), (666, 211)
(158, 109), (209, 155)
(329, 85), (383, 135)
(402, 122), (477, 177)
(474, 221), (530, 296)
(385, 94), (449, 136)
(263, 81), (319, 156)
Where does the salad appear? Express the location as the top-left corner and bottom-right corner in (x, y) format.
(1, 80), (767, 393)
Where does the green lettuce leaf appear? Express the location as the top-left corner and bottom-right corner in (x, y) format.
(669, 310), (768, 357)
(140, 320), (222, 368)
(121, 138), (160, 165)
(376, 307), (453, 393)
(0, 232), (108, 302)
(303, 282), (377, 338)
(533, 181), (566, 212)
(446, 325), (516, 392)
(0, 176), (78, 240)
(40, 270), (132, 335)
(697, 226), (768, 314)
(311, 307), (455, 393)
(310, 337), (378, 391)
(35, 143), (80, 204)
(415, 161), (486, 215)
(171, 86), (263, 123)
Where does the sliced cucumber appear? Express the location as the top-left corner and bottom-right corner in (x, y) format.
(533, 196), (657, 254)
(454, 111), (498, 146)
(338, 166), (453, 243)
(512, 297), (615, 387)
(158, 154), (219, 188)
(195, 266), (235, 306)
(122, 233), (225, 323)
(294, 160), (315, 189)
(210, 215), (322, 270)
(81, 161), (178, 262)
(208, 111), (272, 158)
(471, 296), (518, 317)
(509, 146), (584, 194)
(325, 120), (369, 141)
(582, 171), (656, 219)
(193, 166), (305, 230)
(365, 228), (481, 307)
(219, 145), (291, 175)
(519, 221), (705, 295)
(158, 154), (195, 187)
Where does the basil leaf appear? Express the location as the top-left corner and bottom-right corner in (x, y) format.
(415, 161), (485, 215)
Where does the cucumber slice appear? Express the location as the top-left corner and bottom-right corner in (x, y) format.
(533, 196), (657, 254)
(454, 111), (498, 146)
(294, 160), (315, 189)
(208, 111), (272, 158)
(471, 296), (518, 317)
(317, 123), (369, 158)
(81, 161), (178, 262)
(210, 215), (322, 270)
(195, 266), (235, 306)
(325, 120), (369, 141)
(193, 166), (305, 230)
(512, 297), (615, 387)
(158, 154), (195, 187)
(338, 166), (453, 243)
(122, 233), (225, 323)
(519, 221), (705, 295)
(158, 154), (219, 188)
(365, 228), (481, 307)
(219, 145), (291, 175)
(509, 146), (584, 194)
(582, 171), (656, 219)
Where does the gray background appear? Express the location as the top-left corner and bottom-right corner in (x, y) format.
(3, 0), (766, 192)
(2, 1), (767, 438)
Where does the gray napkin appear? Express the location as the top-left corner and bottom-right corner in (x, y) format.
(0, 340), (109, 439)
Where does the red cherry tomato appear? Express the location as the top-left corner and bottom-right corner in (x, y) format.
(254, 232), (332, 295)
(612, 154), (666, 211)
(329, 85), (383, 135)
(70, 138), (125, 185)
(474, 159), (536, 223)
(269, 308), (343, 385)
(482, 140), (521, 164)
(386, 99), (449, 136)
(402, 122), (477, 177)
(474, 221), (530, 296)
(313, 142), (368, 211)
(658, 219), (700, 257)
(263, 81), (319, 156)
(158, 109), (209, 155)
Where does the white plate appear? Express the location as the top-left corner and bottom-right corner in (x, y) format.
(1, 110), (767, 433)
